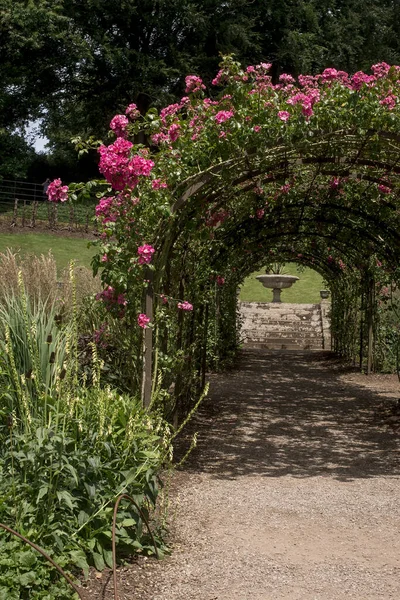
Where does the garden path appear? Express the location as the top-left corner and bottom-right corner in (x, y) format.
(98, 349), (400, 599)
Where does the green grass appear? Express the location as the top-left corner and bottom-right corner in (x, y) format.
(239, 263), (327, 303)
(0, 233), (95, 271)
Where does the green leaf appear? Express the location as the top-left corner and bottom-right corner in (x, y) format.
(92, 551), (105, 572)
(36, 485), (49, 503)
(69, 550), (90, 579)
(121, 518), (136, 527)
(18, 551), (37, 568)
(56, 490), (75, 510)
(63, 463), (78, 485)
(84, 483), (96, 498)
(78, 510), (90, 528)
(19, 571), (36, 586)
(103, 549), (113, 568)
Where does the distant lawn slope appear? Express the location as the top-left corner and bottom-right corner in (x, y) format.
(240, 264), (327, 303)
(0, 233), (95, 271)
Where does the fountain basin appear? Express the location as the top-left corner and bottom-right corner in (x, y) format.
(256, 274), (299, 303)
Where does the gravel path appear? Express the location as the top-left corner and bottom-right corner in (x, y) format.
(93, 349), (400, 599)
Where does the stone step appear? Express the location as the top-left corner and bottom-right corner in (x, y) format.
(243, 318), (322, 326)
(240, 302), (319, 309)
(241, 312), (320, 321)
(243, 334), (323, 343)
(241, 321), (321, 330)
(244, 341), (323, 350)
(241, 310), (321, 318)
(239, 301), (326, 351)
(243, 335), (323, 344)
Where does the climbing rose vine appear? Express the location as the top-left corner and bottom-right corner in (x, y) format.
(53, 57), (400, 335)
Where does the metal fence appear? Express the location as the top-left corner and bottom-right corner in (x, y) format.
(0, 179), (95, 231)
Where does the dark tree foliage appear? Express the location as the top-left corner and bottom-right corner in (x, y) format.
(1, 0), (399, 178)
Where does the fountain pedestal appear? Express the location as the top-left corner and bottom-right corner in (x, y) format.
(256, 274), (299, 303)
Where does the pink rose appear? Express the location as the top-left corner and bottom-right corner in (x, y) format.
(215, 110), (234, 124)
(47, 179), (69, 203)
(137, 244), (155, 265)
(138, 313), (150, 328)
(177, 300), (193, 311)
(278, 111), (290, 122)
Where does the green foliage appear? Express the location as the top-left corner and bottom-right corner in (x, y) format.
(0, 538), (75, 600)
(0, 273), (171, 597)
(0, 287), (72, 426)
(2, 0), (400, 173)
(0, 131), (36, 180)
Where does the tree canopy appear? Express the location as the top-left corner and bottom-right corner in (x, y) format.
(1, 0), (400, 178)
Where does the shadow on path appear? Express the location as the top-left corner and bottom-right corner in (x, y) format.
(180, 349), (400, 481)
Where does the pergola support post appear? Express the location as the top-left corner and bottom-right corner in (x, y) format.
(367, 277), (374, 375)
(141, 270), (154, 408)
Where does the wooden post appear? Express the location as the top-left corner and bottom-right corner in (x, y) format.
(53, 204), (58, 229)
(22, 200), (26, 227)
(367, 278), (374, 375)
(69, 204), (75, 230)
(359, 290), (364, 370)
(11, 198), (18, 226)
(141, 270), (154, 408)
(30, 201), (38, 228)
(201, 303), (209, 389)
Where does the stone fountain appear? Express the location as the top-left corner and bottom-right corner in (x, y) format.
(256, 273), (299, 303)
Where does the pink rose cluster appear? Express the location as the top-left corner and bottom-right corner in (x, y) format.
(98, 138), (154, 191)
(379, 95), (397, 110)
(95, 196), (120, 224)
(93, 323), (108, 349)
(160, 103), (181, 125)
(378, 184), (392, 194)
(178, 300), (193, 311)
(152, 179), (168, 190)
(287, 89), (320, 118)
(47, 179), (69, 203)
(215, 110), (234, 124)
(137, 244), (155, 265)
(125, 103), (140, 120)
(110, 114), (129, 138)
(205, 209), (229, 227)
(185, 75), (206, 93)
(96, 286), (127, 314)
(137, 313), (150, 328)
(216, 275), (225, 286)
(330, 177), (340, 189)
(150, 98), (192, 145)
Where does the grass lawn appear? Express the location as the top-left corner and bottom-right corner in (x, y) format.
(0, 233), (95, 271)
(239, 263), (327, 303)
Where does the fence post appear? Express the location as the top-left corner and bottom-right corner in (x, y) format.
(69, 204), (75, 230)
(22, 200), (26, 227)
(11, 198), (18, 226)
(30, 201), (38, 228)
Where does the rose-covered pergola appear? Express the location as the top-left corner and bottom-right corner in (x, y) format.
(57, 57), (400, 413)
